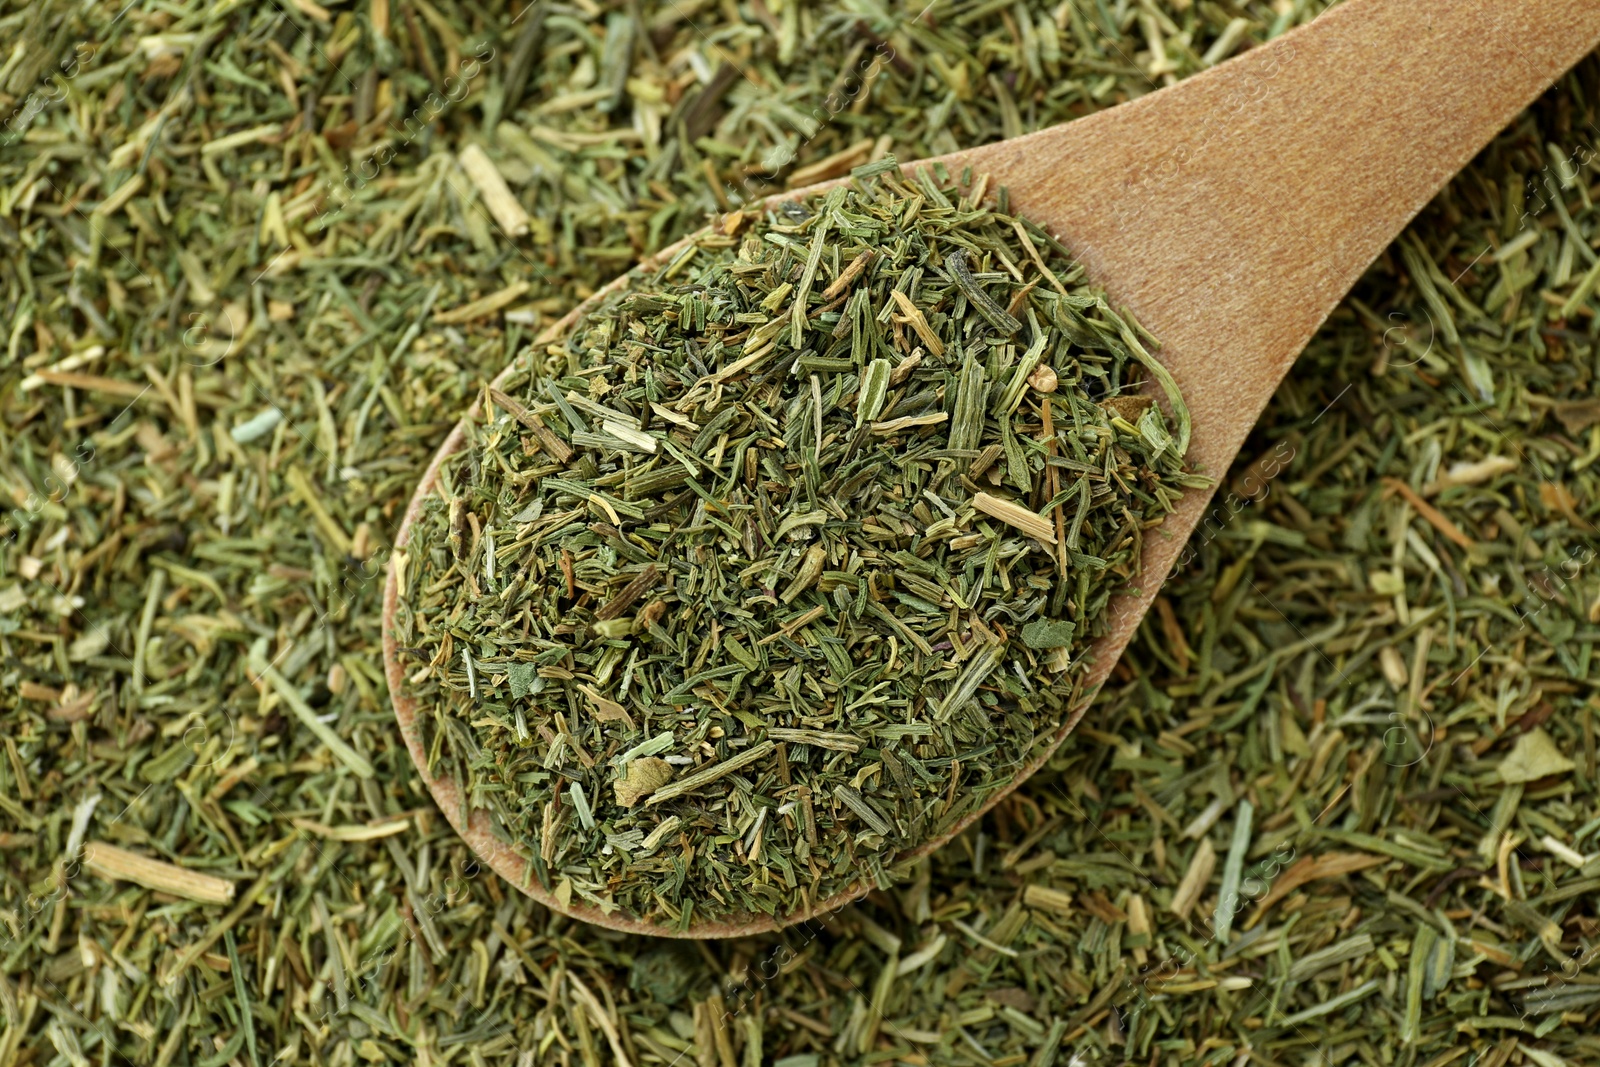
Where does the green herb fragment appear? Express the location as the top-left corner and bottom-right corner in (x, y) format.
(1021, 619), (1077, 649)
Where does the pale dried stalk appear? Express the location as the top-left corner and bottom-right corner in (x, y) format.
(973, 492), (1057, 545)
(457, 144), (530, 237)
(83, 842), (235, 904)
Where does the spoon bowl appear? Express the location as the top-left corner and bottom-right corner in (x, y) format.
(385, 0), (1600, 937)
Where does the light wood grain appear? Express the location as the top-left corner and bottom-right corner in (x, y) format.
(385, 0), (1600, 937)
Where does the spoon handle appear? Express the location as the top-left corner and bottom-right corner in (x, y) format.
(950, 0), (1600, 681)
(970, 0), (1600, 441)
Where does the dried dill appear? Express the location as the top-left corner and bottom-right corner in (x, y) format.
(395, 160), (1199, 925)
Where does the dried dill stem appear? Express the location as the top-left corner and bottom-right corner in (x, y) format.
(398, 159), (1198, 924)
(82, 843), (236, 904)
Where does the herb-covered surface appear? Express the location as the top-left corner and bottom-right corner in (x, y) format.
(6, 0), (1600, 1062)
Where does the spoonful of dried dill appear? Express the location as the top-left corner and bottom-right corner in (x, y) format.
(390, 159), (1202, 929)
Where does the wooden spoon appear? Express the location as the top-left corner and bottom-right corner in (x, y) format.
(384, 0), (1600, 938)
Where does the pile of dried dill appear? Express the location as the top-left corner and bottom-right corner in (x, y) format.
(395, 163), (1197, 925)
